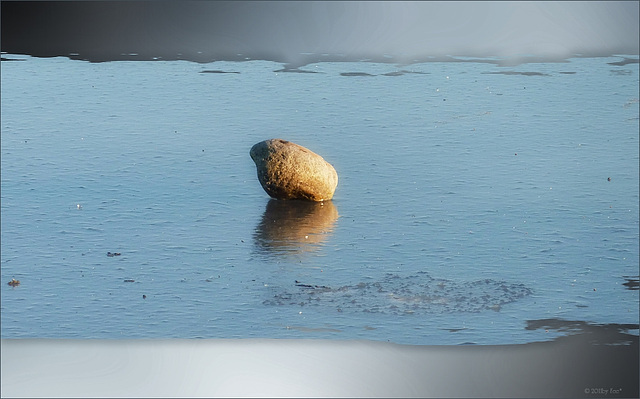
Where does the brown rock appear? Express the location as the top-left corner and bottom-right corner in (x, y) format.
(250, 139), (338, 201)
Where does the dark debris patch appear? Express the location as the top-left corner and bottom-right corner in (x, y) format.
(607, 58), (639, 66)
(382, 71), (405, 77)
(381, 70), (430, 76)
(274, 68), (320, 73)
(622, 276), (639, 290)
(340, 72), (375, 77)
(610, 69), (633, 76)
(264, 272), (532, 315)
(484, 71), (551, 76)
(199, 70), (240, 74)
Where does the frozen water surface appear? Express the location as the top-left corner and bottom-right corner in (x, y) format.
(1, 54), (638, 345)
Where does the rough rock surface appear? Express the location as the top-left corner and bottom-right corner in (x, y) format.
(250, 139), (338, 201)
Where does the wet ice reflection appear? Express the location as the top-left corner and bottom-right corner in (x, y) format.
(253, 199), (339, 258)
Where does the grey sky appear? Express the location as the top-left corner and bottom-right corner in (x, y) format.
(254, 2), (639, 56)
(2, 1), (638, 63)
(180, 1), (639, 64)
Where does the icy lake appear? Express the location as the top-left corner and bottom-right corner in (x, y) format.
(1, 54), (638, 345)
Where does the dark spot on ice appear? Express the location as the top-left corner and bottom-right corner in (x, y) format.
(274, 68), (320, 74)
(382, 71), (405, 77)
(340, 72), (375, 77)
(484, 71), (550, 76)
(200, 70), (240, 74)
(7, 279), (20, 287)
(444, 327), (468, 332)
(382, 70), (429, 76)
(622, 276), (639, 290)
(607, 58), (639, 67)
(610, 69), (632, 76)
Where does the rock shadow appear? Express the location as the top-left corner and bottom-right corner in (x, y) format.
(253, 199), (339, 258)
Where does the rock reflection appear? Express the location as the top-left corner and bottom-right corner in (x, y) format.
(253, 199), (339, 257)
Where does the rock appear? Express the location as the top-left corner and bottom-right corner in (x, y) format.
(250, 139), (338, 201)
